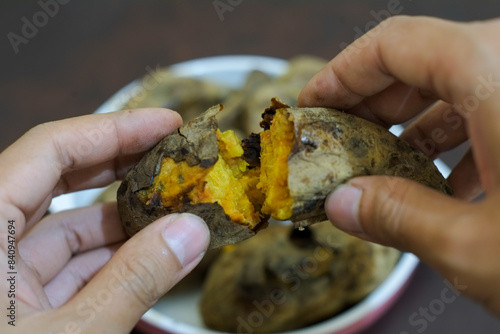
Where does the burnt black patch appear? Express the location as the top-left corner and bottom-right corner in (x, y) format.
(260, 97), (291, 130)
(260, 108), (276, 130)
(242, 133), (261, 167)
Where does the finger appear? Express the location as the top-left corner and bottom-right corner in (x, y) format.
(467, 95), (500, 193)
(19, 202), (126, 285)
(0, 108), (182, 232)
(448, 149), (483, 201)
(325, 176), (465, 267)
(44, 243), (121, 308)
(335, 82), (436, 127)
(56, 151), (148, 196)
(298, 16), (491, 120)
(298, 15), (500, 192)
(62, 213), (209, 333)
(326, 178), (500, 317)
(400, 101), (468, 159)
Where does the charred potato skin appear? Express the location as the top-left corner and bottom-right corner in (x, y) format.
(117, 105), (257, 249)
(200, 223), (400, 332)
(118, 99), (452, 249)
(267, 101), (453, 226)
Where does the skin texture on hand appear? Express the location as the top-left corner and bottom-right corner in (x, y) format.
(298, 16), (500, 315)
(0, 109), (210, 333)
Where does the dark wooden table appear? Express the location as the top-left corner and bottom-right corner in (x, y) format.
(2, 1), (500, 333)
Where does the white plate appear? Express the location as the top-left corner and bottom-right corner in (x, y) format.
(50, 55), (451, 334)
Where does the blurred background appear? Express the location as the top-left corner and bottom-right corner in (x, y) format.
(2, 1), (500, 333)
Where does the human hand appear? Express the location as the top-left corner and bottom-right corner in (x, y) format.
(0, 109), (210, 333)
(298, 16), (500, 315)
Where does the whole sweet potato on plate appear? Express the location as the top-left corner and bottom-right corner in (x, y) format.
(117, 98), (452, 249)
(199, 222), (401, 332)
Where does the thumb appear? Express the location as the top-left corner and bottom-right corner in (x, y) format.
(326, 176), (461, 257)
(64, 213), (210, 333)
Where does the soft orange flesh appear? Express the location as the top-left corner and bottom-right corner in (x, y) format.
(140, 111), (295, 227)
(258, 109), (294, 220)
(141, 129), (261, 227)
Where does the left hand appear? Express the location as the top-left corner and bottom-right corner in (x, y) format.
(0, 108), (210, 333)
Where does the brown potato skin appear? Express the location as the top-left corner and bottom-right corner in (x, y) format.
(118, 100), (452, 249)
(277, 102), (453, 228)
(117, 105), (258, 249)
(200, 222), (400, 332)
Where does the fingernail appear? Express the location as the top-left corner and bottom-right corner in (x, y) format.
(326, 185), (363, 234)
(162, 213), (210, 267)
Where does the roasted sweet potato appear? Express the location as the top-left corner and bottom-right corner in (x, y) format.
(199, 222), (400, 332)
(124, 68), (231, 123)
(258, 99), (452, 228)
(117, 104), (264, 249)
(117, 98), (452, 249)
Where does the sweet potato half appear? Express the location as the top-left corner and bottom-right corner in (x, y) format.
(117, 98), (452, 248)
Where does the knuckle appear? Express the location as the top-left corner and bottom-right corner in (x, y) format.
(120, 254), (164, 309)
(381, 15), (414, 33)
(63, 224), (83, 254)
(364, 177), (411, 239)
(384, 15), (406, 26)
(28, 121), (55, 136)
(31, 121), (76, 172)
(376, 180), (410, 239)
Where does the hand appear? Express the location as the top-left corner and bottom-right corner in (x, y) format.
(298, 16), (500, 315)
(0, 109), (210, 333)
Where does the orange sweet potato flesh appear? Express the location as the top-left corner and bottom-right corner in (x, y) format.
(118, 105), (269, 249)
(117, 99), (452, 249)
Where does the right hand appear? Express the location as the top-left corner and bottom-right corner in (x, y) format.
(298, 15), (500, 315)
